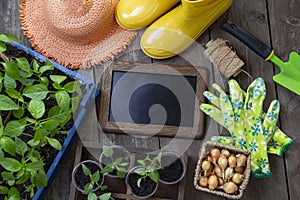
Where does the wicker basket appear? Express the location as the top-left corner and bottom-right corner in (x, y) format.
(194, 141), (251, 199)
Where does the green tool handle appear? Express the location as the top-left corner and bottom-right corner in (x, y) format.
(221, 20), (273, 60)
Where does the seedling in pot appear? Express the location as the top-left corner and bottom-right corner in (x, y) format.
(100, 145), (130, 178)
(135, 151), (162, 187)
(82, 164), (112, 200)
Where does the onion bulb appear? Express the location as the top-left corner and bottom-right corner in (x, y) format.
(237, 154), (247, 167)
(235, 166), (245, 174)
(201, 160), (212, 177)
(222, 182), (238, 194)
(228, 155), (237, 168)
(210, 148), (220, 165)
(232, 173), (243, 185)
(217, 155), (228, 179)
(208, 175), (218, 190)
(224, 167), (234, 181)
(199, 176), (208, 188)
(221, 149), (230, 157)
(218, 177), (224, 186)
(214, 166), (222, 177)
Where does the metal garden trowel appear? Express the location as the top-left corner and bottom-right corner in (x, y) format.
(221, 20), (300, 95)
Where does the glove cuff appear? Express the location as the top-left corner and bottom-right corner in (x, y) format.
(252, 168), (272, 178)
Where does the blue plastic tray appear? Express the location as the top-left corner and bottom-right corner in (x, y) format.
(10, 41), (99, 200)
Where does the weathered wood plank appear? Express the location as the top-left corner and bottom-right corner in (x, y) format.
(210, 0), (289, 199)
(268, 0), (300, 199)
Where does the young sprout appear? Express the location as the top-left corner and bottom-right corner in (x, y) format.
(134, 152), (162, 187)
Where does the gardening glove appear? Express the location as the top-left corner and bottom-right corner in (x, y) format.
(200, 78), (284, 177)
(202, 78), (293, 156)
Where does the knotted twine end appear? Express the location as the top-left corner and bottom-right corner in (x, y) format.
(204, 38), (251, 79)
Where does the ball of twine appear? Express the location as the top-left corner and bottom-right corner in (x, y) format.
(204, 38), (245, 78)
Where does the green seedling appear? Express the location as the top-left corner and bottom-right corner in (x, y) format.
(101, 145), (129, 178)
(134, 152), (162, 187)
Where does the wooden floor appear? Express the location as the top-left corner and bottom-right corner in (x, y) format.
(1, 0), (300, 199)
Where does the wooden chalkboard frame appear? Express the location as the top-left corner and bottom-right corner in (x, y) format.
(98, 62), (206, 139)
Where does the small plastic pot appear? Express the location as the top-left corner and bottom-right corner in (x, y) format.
(99, 145), (131, 178)
(72, 160), (104, 193)
(126, 166), (158, 199)
(158, 151), (186, 185)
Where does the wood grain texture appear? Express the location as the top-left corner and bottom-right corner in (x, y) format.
(268, 1), (300, 199)
(0, 0), (299, 199)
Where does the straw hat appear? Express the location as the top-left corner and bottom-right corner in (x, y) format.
(20, 0), (137, 69)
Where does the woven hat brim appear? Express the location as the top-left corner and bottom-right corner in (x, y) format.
(20, 0), (137, 69)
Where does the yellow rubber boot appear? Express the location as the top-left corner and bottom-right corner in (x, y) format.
(116, 0), (180, 30)
(140, 0), (233, 59)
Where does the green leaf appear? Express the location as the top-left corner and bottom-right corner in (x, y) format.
(16, 172), (30, 185)
(32, 60), (40, 72)
(55, 91), (71, 110)
(6, 89), (24, 102)
(4, 74), (16, 90)
(134, 168), (146, 176)
(84, 183), (93, 194)
(2, 62), (20, 80)
(26, 161), (44, 171)
(116, 169), (126, 178)
(114, 157), (123, 165)
(0, 185), (9, 195)
(50, 75), (67, 85)
(4, 119), (26, 137)
(137, 177), (142, 188)
(0, 42), (6, 52)
(99, 193), (111, 200)
(1, 171), (15, 181)
(0, 33), (11, 43)
(7, 34), (20, 43)
(31, 170), (47, 187)
(102, 165), (113, 175)
(46, 137), (62, 150)
(91, 171), (100, 183)
(19, 78), (34, 86)
(48, 110), (71, 127)
(39, 65), (54, 75)
(7, 187), (20, 200)
(40, 76), (49, 86)
(0, 137), (16, 156)
(34, 129), (48, 141)
(27, 139), (40, 148)
(15, 138), (27, 156)
(15, 57), (30, 73)
(64, 82), (76, 93)
(82, 164), (92, 176)
(0, 158), (21, 172)
(103, 145), (113, 157)
(149, 170), (159, 183)
(41, 119), (60, 130)
(119, 162), (129, 167)
(88, 192), (97, 200)
(23, 84), (49, 100)
(137, 160), (145, 166)
(28, 99), (45, 119)
(100, 185), (108, 191)
(0, 94), (18, 110)
(0, 149), (4, 159)
(12, 108), (24, 119)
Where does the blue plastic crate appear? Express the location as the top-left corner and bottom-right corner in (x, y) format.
(10, 41), (99, 200)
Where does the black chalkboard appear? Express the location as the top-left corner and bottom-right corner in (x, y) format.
(99, 62), (206, 139)
(109, 71), (197, 127)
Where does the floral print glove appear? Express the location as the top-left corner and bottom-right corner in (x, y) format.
(200, 78), (293, 178)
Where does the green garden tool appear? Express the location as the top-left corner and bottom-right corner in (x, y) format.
(221, 20), (300, 95)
